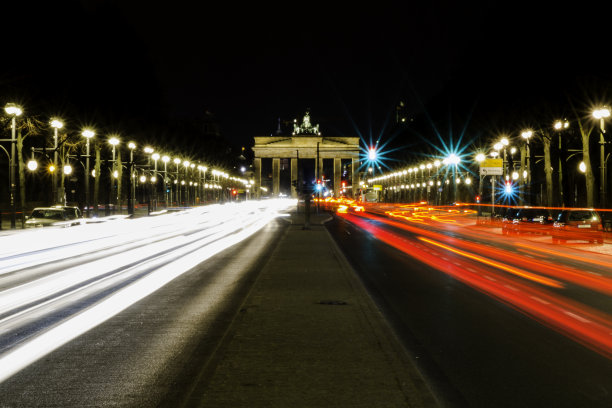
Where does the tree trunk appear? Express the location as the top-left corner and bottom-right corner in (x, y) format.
(542, 134), (553, 208)
(17, 129), (26, 227)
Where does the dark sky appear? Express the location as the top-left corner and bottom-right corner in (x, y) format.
(2, 1), (611, 154)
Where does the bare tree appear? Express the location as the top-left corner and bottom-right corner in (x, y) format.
(15, 117), (44, 227)
(569, 100), (596, 207)
(536, 128), (554, 208)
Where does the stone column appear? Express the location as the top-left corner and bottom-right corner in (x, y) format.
(318, 157), (324, 181)
(352, 157), (359, 198)
(272, 158), (280, 197)
(291, 158), (298, 198)
(254, 157), (262, 199)
(334, 157), (342, 197)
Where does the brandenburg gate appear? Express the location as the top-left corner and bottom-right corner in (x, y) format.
(252, 111), (360, 198)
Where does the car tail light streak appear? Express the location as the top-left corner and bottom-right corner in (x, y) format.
(339, 210), (612, 360)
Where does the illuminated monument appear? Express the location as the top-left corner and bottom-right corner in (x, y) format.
(252, 111), (360, 198)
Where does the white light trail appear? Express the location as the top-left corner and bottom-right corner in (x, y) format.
(0, 199), (296, 383)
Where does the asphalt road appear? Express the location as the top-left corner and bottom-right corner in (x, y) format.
(326, 212), (612, 408)
(0, 209), (288, 407)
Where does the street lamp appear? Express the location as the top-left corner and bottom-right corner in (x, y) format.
(27, 158), (38, 171)
(521, 130), (533, 204)
(5, 103), (22, 228)
(151, 152), (160, 211)
(50, 119), (63, 204)
(183, 160), (190, 205)
(81, 129), (95, 216)
(475, 153), (486, 214)
(197, 165), (207, 203)
(162, 155), (170, 207)
(500, 137), (509, 178)
(593, 107), (610, 208)
(173, 158), (181, 204)
(108, 137), (120, 213)
(443, 153), (461, 203)
(127, 142), (136, 215)
(553, 119), (569, 206)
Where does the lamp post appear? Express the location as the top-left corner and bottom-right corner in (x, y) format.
(444, 153), (461, 204)
(152, 152), (160, 211)
(475, 153), (485, 215)
(127, 142), (136, 215)
(500, 137), (509, 180)
(50, 119), (63, 204)
(593, 107), (610, 208)
(5, 103), (22, 229)
(521, 130), (533, 205)
(189, 163), (195, 205)
(173, 158), (181, 205)
(108, 137), (120, 213)
(80, 129), (95, 217)
(183, 160), (190, 205)
(553, 119), (569, 206)
(198, 165), (207, 204)
(162, 155), (170, 207)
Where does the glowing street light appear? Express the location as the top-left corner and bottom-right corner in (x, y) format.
(27, 159), (38, 171)
(5, 103), (22, 228)
(593, 107), (610, 207)
(521, 130), (533, 204)
(81, 129), (95, 216)
(161, 155), (171, 207)
(444, 153), (461, 203)
(49, 119), (64, 204)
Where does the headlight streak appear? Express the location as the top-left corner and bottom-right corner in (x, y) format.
(0, 215), (245, 317)
(0, 199), (296, 383)
(338, 211), (612, 360)
(0, 209), (230, 276)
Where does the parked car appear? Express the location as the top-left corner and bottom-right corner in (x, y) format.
(552, 209), (604, 244)
(502, 207), (554, 235)
(25, 206), (85, 228)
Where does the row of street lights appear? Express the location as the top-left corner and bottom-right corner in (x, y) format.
(368, 154), (465, 204)
(368, 105), (611, 209)
(2, 103), (253, 227)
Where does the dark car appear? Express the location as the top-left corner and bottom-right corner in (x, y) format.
(552, 209), (604, 244)
(502, 207), (554, 236)
(25, 206), (85, 228)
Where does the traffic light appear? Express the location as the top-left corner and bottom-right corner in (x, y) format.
(232, 189), (237, 195)
(476, 195), (481, 203)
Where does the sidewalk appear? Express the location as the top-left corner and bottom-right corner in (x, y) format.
(191, 209), (438, 407)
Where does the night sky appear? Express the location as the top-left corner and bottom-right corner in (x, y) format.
(2, 1), (611, 162)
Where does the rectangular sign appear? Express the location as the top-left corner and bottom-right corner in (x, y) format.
(480, 167), (503, 176)
(373, 185), (382, 191)
(481, 158), (503, 168)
